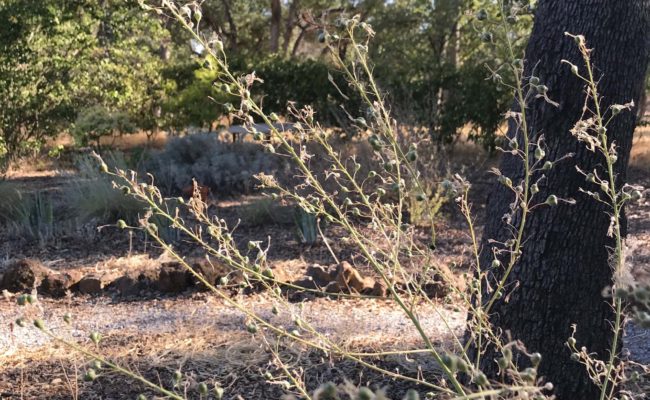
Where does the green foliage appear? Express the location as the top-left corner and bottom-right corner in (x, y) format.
(238, 197), (294, 227)
(252, 56), (360, 123)
(72, 106), (136, 147)
(164, 60), (232, 130)
(0, 0), (175, 165)
(293, 207), (318, 244)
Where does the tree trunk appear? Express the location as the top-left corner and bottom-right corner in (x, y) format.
(467, 1), (649, 399)
(282, 0), (299, 56)
(270, 0), (281, 53)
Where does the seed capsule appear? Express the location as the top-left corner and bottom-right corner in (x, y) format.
(90, 332), (102, 345)
(198, 382), (208, 395)
(473, 372), (488, 386)
(530, 352), (542, 366)
(545, 195), (558, 206)
(480, 31), (493, 43)
(84, 368), (97, 382)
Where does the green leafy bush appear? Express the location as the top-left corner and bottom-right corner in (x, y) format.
(72, 106), (136, 147)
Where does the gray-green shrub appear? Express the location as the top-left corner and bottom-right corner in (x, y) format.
(66, 152), (146, 224)
(145, 133), (289, 196)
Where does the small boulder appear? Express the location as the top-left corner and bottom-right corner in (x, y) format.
(371, 280), (388, 297)
(190, 258), (224, 289)
(0, 259), (49, 293)
(109, 269), (160, 296)
(40, 271), (82, 298)
(77, 275), (103, 295)
(157, 262), (191, 293)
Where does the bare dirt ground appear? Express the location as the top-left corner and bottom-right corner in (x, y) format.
(1, 132), (649, 400)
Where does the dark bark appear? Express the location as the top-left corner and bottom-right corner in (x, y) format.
(282, 0), (299, 56)
(221, 0), (237, 51)
(270, 0), (281, 53)
(467, 1), (649, 399)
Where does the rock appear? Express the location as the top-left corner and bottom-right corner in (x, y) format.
(371, 280), (388, 297)
(77, 275), (103, 295)
(40, 271), (82, 298)
(396, 263), (463, 299)
(110, 269), (160, 296)
(190, 258), (226, 289)
(0, 259), (49, 293)
(157, 262), (191, 293)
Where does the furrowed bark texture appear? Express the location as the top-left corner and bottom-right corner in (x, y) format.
(468, 1), (649, 398)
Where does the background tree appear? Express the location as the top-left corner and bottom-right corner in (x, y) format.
(468, 1), (649, 398)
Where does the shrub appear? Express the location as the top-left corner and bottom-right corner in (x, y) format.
(66, 152), (146, 224)
(145, 133), (289, 196)
(0, 182), (55, 242)
(238, 197), (294, 227)
(72, 106), (136, 147)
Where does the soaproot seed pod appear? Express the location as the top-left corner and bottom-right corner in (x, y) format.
(84, 368), (97, 382)
(198, 383), (208, 395)
(545, 195), (558, 206)
(473, 372), (488, 386)
(90, 332), (101, 345)
(480, 31), (493, 43)
(530, 352), (542, 366)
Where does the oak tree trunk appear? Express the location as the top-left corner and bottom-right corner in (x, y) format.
(467, 1), (649, 399)
(270, 0), (281, 53)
